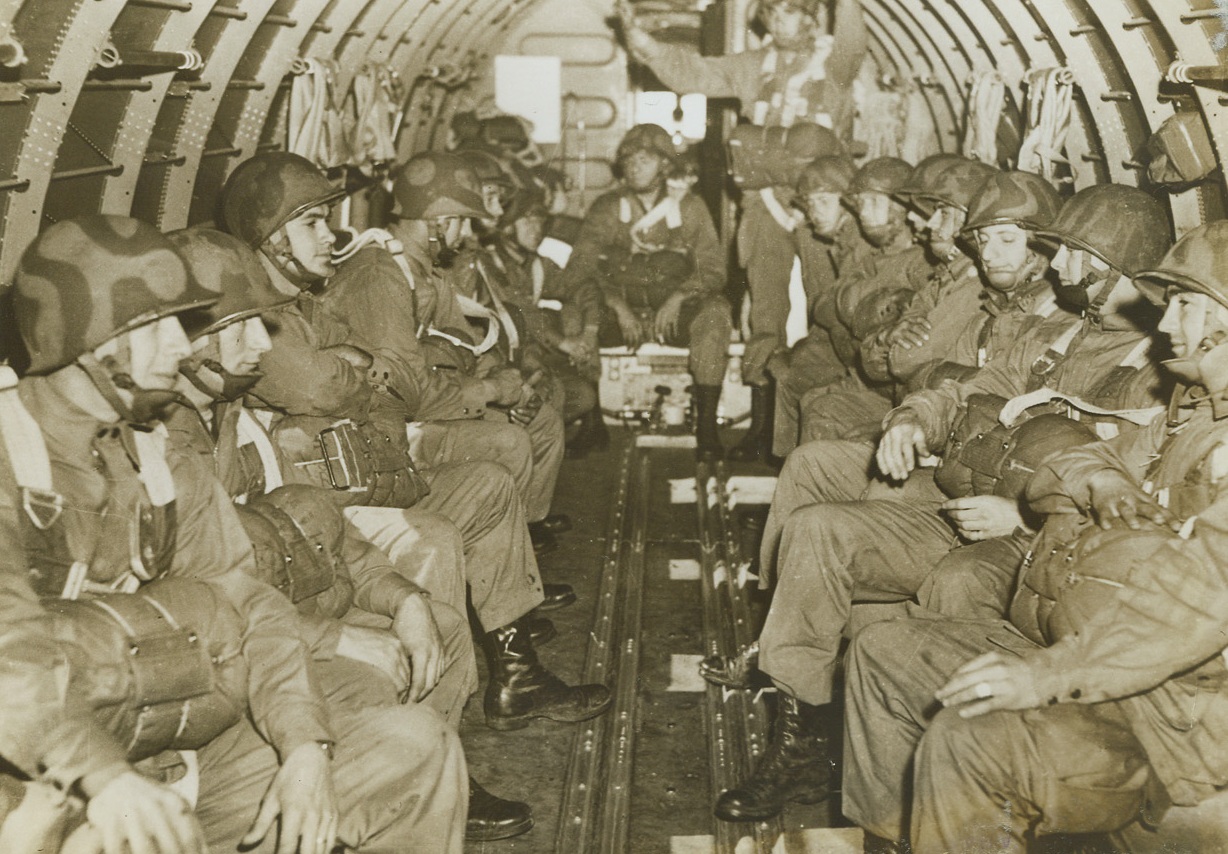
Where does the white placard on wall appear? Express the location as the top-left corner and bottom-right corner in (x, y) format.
(494, 54), (562, 144)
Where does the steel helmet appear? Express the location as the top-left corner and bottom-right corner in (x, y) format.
(846, 157), (913, 197)
(220, 152), (345, 249)
(898, 155), (997, 213)
(797, 154), (857, 196)
(616, 123), (677, 165)
(895, 154), (964, 202)
(481, 115), (531, 153)
(392, 151), (488, 221)
(1034, 184), (1171, 276)
(963, 170), (1064, 234)
(14, 215), (216, 374)
(1133, 221), (1228, 311)
(166, 227), (291, 339)
(456, 148), (516, 189)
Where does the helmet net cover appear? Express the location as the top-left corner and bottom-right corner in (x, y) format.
(14, 215), (216, 374)
(847, 157), (914, 198)
(392, 152), (489, 221)
(797, 154), (857, 196)
(166, 227), (292, 339)
(962, 170), (1064, 234)
(220, 152), (345, 249)
(897, 157), (998, 213)
(616, 124), (677, 166)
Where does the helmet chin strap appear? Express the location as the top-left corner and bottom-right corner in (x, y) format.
(179, 359), (263, 403)
(263, 229), (324, 291)
(77, 352), (191, 426)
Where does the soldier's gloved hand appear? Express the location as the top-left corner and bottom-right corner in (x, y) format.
(1086, 468), (1178, 531)
(876, 416), (928, 482)
(654, 292), (688, 342)
(935, 651), (1044, 719)
(243, 742), (339, 854)
(84, 770), (206, 854)
(392, 592), (445, 703)
(616, 0), (654, 59)
(941, 495), (1025, 541)
(612, 302), (645, 348)
(335, 625), (411, 692)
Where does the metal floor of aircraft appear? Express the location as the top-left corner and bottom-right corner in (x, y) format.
(460, 427), (855, 854)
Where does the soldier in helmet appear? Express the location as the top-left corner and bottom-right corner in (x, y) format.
(617, 0), (868, 457)
(377, 150), (571, 546)
(3, 214), (467, 852)
(219, 152), (611, 722)
(165, 227), (571, 841)
(842, 221), (1228, 853)
(743, 155), (921, 461)
(562, 123), (733, 459)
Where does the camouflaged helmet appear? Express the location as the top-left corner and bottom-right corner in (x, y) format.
(1034, 184), (1171, 276)
(846, 157), (914, 198)
(220, 152), (345, 249)
(797, 154), (857, 196)
(1133, 221), (1228, 311)
(457, 148), (516, 189)
(616, 124), (677, 165)
(897, 155), (997, 213)
(963, 170), (1064, 234)
(894, 154), (964, 214)
(480, 115), (532, 153)
(14, 215), (216, 374)
(166, 227), (291, 339)
(393, 151), (488, 221)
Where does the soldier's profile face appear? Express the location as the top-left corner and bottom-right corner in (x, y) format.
(121, 316), (193, 391)
(283, 204), (337, 279)
(217, 317), (273, 376)
(1158, 291), (1209, 362)
(974, 223), (1030, 291)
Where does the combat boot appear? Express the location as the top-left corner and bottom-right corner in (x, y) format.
(466, 776), (533, 841)
(693, 383), (724, 462)
(484, 617), (613, 730)
(727, 384), (772, 463)
(713, 693), (837, 821)
(566, 407), (610, 459)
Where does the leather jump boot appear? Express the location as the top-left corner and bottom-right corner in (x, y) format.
(714, 693), (838, 821)
(466, 776), (533, 841)
(727, 383), (772, 463)
(566, 405), (610, 459)
(484, 616), (613, 730)
(692, 383), (725, 462)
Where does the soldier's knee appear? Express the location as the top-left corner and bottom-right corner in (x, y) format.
(466, 460), (519, 506)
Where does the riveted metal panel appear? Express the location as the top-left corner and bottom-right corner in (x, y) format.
(1, 0), (127, 282)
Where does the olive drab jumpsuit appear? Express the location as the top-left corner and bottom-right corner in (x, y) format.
(165, 401), (479, 728)
(844, 394), (1228, 851)
(632, 0), (868, 384)
(563, 182), (733, 387)
(754, 307), (1166, 709)
(248, 278), (548, 635)
(11, 374), (467, 853)
(330, 238), (565, 525)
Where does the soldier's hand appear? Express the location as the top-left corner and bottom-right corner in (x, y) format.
(876, 417), (928, 482)
(335, 625), (411, 693)
(616, 0), (653, 59)
(323, 343), (375, 370)
(488, 367), (524, 405)
(654, 292), (687, 341)
(612, 302), (645, 348)
(886, 316), (932, 350)
(392, 592), (445, 702)
(1086, 469), (1177, 531)
(935, 651), (1044, 719)
(243, 743), (339, 854)
(941, 495), (1024, 541)
(85, 771), (205, 854)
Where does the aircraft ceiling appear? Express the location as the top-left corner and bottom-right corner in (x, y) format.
(0, 0), (1224, 281)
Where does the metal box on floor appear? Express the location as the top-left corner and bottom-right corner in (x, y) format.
(598, 342), (751, 427)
